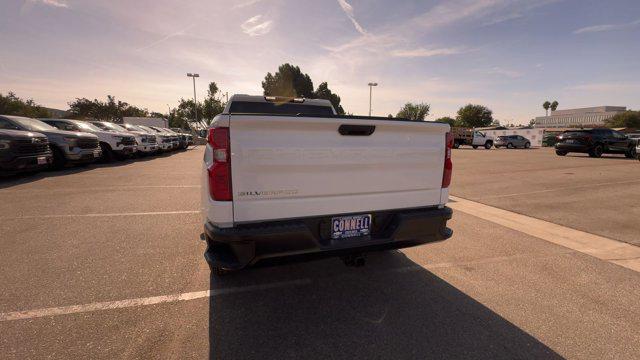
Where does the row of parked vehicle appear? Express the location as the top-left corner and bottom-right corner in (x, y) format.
(554, 128), (639, 159)
(0, 115), (194, 175)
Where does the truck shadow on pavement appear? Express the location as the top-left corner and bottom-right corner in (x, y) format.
(0, 149), (190, 189)
(208, 250), (561, 359)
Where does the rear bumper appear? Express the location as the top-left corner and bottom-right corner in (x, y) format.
(0, 153), (53, 173)
(204, 206), (453, 270)
(555, 143), (590, 152)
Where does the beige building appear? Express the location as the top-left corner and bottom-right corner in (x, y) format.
(534, 106), (626, 128)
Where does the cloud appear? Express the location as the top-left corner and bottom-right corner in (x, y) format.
(414, 0), (506, 29)
(415, 0), (561, 29)
(241, 15), (273, 36)
(337, 0), (367, 35)
(566, 82), (640, 92)
(325, 0), (559, 62)
(487, 66), (523, 78)
(573, 19), (640, 34)
(137, 23), (198, 51)
(391, 47), (466, 58)
(233, 0), (263, 9)
(26, 0), (69, 8)
(482, 12), (523, 26)
(42, 0), (68, 7)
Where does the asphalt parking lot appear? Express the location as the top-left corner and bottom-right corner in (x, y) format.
(1, 147), (639, 359)
(452, 147), (640, 245)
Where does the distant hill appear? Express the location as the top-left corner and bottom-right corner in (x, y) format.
(44, 107), (70, 118)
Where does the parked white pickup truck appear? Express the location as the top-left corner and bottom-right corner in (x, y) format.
(201, 95), (453, 274)
(41, 119), (136, 161)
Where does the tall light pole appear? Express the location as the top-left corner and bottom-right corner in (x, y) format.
(187, 73), (200, 127)
(368, 82), (378, 116)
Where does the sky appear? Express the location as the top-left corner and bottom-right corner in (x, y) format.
(1, 0), (639, 124)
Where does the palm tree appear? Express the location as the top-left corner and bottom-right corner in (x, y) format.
(543, 101), (551, 116)
(550, 101), (559, 112)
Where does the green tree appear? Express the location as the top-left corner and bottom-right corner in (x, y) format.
(202, 81), (226, 121)
(435, 116), (456, 126)
(0, 92), (51, 118)
(261, 64), (347, 113)
(543, 101), (551, 116)
(396, 102), (430, 121)
(528, 118), (536, 127)
(604, 111), (640, 128)
(67, 95), (148, 122)
(175, 98), (204, 128)
(550, 100), (559, 111)
(313, 82), (345, 114)
(456, 104), (493, 128)
(262, 63), (314, 98)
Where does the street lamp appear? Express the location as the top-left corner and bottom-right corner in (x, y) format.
(187, 73), (200, 127)
(368, 82), (378, 116)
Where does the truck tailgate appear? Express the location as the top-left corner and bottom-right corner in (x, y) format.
(230, 115), (449, 223)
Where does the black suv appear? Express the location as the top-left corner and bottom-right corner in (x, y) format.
(0, 129), (53, 175)
(555, 128), (637, 158)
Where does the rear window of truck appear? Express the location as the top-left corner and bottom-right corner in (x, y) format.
(229, 101), (334, 116)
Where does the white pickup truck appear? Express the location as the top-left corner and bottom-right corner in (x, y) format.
(201, 95), (453, 274)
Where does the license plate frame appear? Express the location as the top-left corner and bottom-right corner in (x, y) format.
(37, 156), (47, 165)
(331, 214), (372, 240)
(93, 149), (101, 158)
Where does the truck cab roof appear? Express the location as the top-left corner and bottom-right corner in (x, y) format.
(223, 95), (336, 116)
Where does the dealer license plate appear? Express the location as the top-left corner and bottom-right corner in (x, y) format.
(331, 214), (371, 239)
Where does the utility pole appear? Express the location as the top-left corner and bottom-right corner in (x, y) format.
(368, 82), (378, 116)
(186, 73), (200, 128)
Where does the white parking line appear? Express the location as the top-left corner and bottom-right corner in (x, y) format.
(1, 210), (200, 220)
(476, 179), (640, 199)
(0, 279), (312, 322)
(449, 195), (640, 273)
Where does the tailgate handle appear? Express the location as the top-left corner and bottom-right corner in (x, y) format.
(338, 124), (375, 136)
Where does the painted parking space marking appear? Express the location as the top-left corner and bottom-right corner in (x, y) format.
(476, 179), (640, 199)
(0, 279), (311, 322)
(449, 195), (640, 273)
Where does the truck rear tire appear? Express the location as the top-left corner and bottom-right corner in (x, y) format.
(484, 141), (493, 149)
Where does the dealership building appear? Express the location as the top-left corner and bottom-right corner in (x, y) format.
(534, 106), (626, 128)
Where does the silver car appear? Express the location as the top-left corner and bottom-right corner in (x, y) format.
(495, 135), (531, 149)
(631, 134), (640, 161)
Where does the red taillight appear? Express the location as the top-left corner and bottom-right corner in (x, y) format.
(207, 127), (232, 201)
(442, 132), (453, 188)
